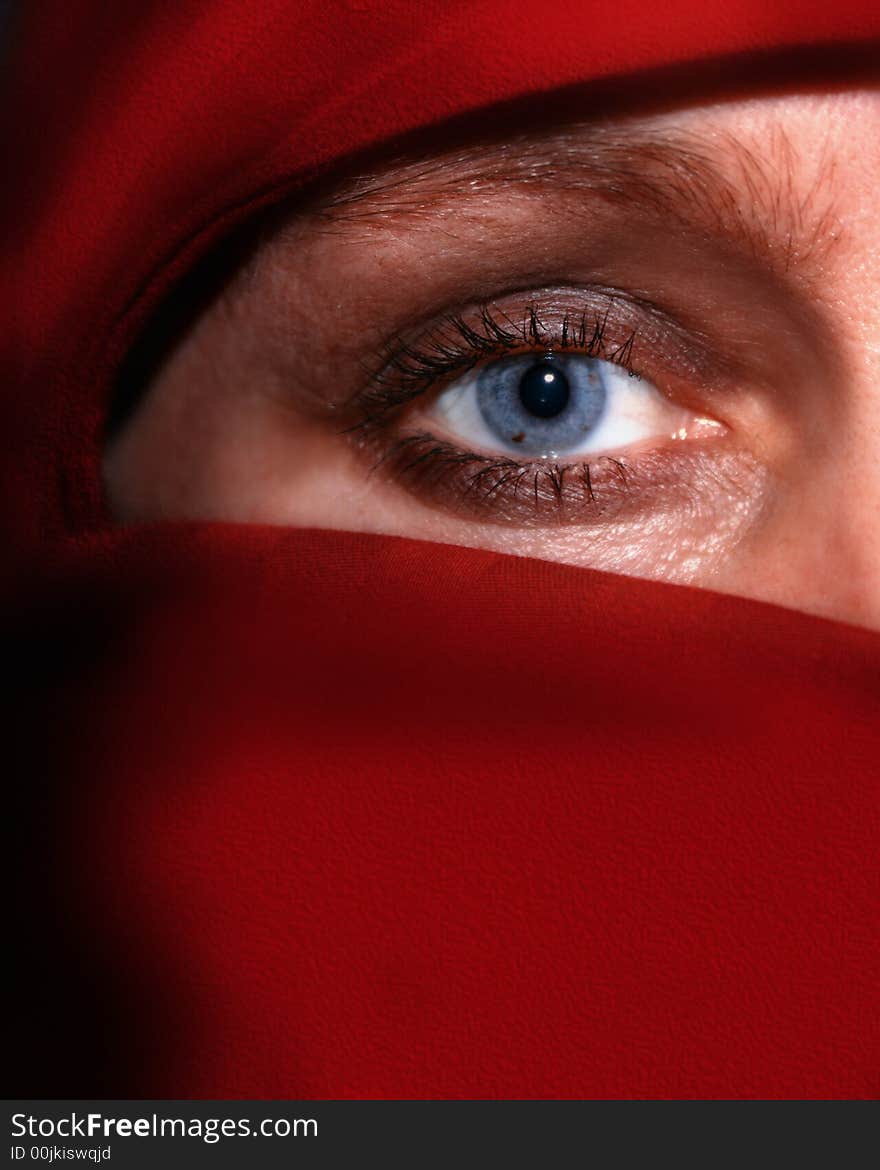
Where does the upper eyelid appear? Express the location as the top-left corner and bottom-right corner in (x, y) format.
(340, 289), (740, 454)
(356, 286), (731, 403)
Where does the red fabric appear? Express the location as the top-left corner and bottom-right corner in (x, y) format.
(3, 1), (879, 1098)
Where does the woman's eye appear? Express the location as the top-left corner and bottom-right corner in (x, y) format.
(429, 352), (695, 459)
(340, 299), (729, 524)
(101, 90), (880, 625)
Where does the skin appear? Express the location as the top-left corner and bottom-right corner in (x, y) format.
(104, 88), (880, 629)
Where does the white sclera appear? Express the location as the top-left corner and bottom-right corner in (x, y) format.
(432, 357), (697, 458)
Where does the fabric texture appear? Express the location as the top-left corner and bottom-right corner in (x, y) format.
(3, 0), (879, 1097)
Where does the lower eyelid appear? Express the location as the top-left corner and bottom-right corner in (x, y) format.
(354, 425), (734, 529)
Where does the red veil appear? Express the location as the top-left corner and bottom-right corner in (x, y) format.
(3, 1), (879, 1097)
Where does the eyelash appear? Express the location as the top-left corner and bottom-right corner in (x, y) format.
(355, 302), (639, 417)
(343, 298), (701, 523)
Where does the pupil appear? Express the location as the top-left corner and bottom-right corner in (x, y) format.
(518, 359), (570, 419)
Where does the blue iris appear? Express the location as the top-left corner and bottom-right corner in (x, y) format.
(475, 353), (607, 455)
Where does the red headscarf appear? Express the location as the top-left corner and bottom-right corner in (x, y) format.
(4, 1), (879, 1097)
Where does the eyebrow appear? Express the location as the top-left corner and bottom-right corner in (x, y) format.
(301, 120), (840, 275)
